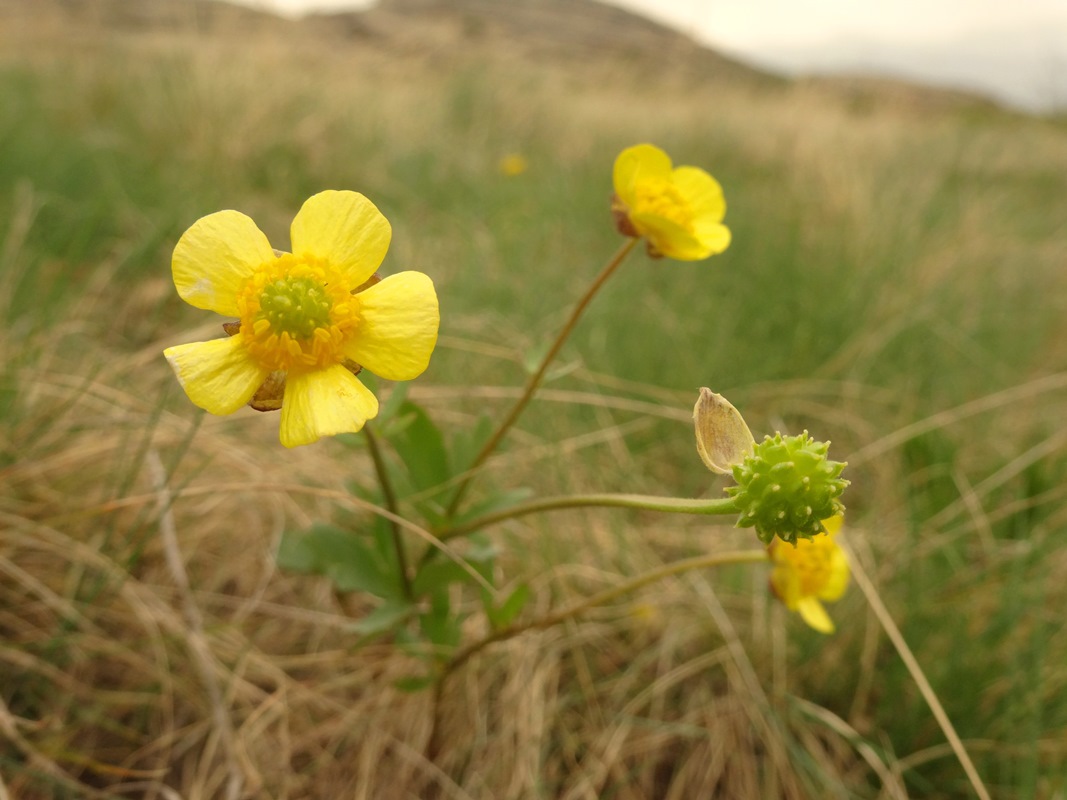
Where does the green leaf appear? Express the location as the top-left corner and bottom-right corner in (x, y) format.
(350, 601), (414, 636)
(276, 530), (318, 573)
(420, 613), (461, 651)
(411, 557), (486, 596)
(358, 371), (379, 394)
(333, 430), (365, 449)
(420, 591), (462, 651)
(376, 382), (409, 429)
(277, 523), (402, 600)
(369, 517), (401, 567)
(485, 583), (531, 629)
(390, 401), (451, 493)
(450, 413), (494, 477)
(328, 552), (397, 598)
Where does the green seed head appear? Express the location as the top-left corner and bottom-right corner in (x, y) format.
(258, 276), (332, 340)
(727, 431), (849, 545)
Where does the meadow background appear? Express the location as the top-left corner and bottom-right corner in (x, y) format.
(2, 0), (1067, 797)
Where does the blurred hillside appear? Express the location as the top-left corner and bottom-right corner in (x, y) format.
(1, 0), (1012, 114)
(3, 0), (740, 56)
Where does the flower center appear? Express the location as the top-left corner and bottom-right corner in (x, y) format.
(237, 253), (360, 372)
(633, 179), (693, 231)
(259, 275), (333, 340)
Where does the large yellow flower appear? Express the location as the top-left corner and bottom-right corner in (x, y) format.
(768, 515), (850, 634)
(612, 143), (730, 261)
(163, 190), (439, 448)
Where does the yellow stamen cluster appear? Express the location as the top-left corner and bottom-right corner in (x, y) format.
(632, 179), (693, 232)
(237, 253), (360, 372)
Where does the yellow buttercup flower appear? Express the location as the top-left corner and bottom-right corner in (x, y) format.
(768, 515), (850, 634)
(498, 153), (529, 177)
(612, 143), (730, 261)
(164, 190), (440, 448)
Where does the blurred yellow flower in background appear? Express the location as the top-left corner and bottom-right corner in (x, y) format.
(768, 515), (850, 633)
(612, 143), (730, 261)
(164, 190), (439, 448)
(498, 153), (529, 176)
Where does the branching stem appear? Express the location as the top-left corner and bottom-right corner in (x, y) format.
(426, 548), (768, 759)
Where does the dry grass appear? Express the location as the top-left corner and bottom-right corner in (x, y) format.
(0, 306), (890, 798)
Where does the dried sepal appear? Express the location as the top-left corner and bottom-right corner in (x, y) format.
(693, 387), (755, 474)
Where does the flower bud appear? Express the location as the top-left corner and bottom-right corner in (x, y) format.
(727, 432), (849, 545)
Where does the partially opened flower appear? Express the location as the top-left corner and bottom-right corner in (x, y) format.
(612, 143), (730, 261)
(164, 190), (439, 448)
(768, 515), (850, 634)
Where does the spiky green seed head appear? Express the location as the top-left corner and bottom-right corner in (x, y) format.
(726, 431), (849, 545)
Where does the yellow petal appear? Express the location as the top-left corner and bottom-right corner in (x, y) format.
(693, 221), (732, 257)
(164, 337), (269, 415)
(822, 514), (844, 536)
(769, 557), (802, 611)
(613, 144), (672, 206)
(172, 210), (274, 316)
(796, 597), (835, 634)
(344, 271), (440, 381)
(818, 543), (851, 602)
(693, 387), (755, 474)
(672, 166), (726, 224)
(289, 190), (391, 288)
(628, 211), (708, 260)
(279, 365), (379, 447)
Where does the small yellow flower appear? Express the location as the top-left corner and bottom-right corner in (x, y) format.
(163, 190), (440, 448)
(768, 515), (850, 634)
(612, 143), (730, 261)
(498, 153), (529, 177)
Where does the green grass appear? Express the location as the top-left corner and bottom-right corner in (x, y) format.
(2, 10), (1067, 798)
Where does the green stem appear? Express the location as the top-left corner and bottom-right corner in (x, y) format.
(441, 493), (740, 542)
(441, 549), (768, 681)
(364, 424), (413, 601)
(445, 238), (639, 519)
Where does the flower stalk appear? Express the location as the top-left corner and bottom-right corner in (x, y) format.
(426, 547), (768, 761)
(440, 491), (740, 542)
(444, 237), (639, 517)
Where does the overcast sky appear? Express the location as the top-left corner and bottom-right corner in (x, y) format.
(229, 0), (1067, 111)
